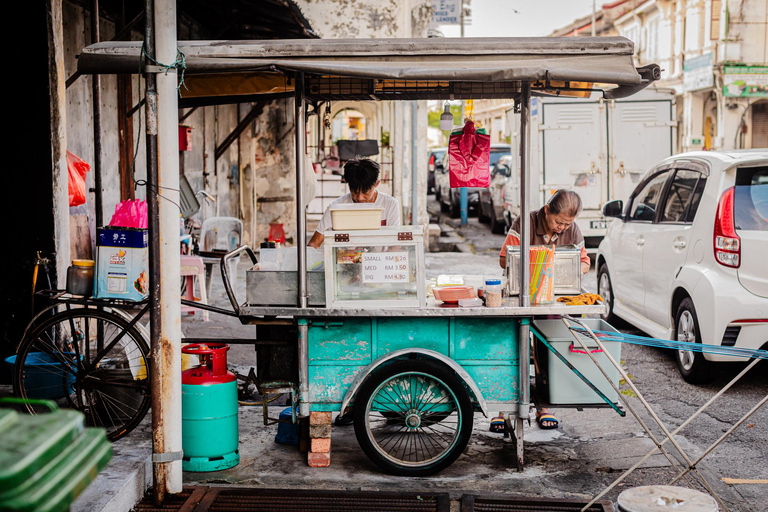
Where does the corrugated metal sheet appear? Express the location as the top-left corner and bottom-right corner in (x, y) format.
(77, 37), (645, 90)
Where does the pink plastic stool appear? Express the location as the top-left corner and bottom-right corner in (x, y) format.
(180, 255), (209, 321)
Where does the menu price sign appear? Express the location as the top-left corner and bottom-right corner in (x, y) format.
(362, 252), (409, 283)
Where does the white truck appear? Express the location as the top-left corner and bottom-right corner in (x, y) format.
(504, 87), (676, 247)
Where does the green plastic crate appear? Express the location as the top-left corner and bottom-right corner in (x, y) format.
(0, 401), (112, 512)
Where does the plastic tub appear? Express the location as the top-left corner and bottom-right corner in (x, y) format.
(5, 353), (76, 399)
(330, 204), (383, 230)
(533, 319), (621, 405)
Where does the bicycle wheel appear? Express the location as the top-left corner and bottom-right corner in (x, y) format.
(353, 360), (473, 476)
(13, 309), (151, 441)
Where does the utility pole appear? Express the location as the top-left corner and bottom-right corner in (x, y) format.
(145, 0), (183, 503)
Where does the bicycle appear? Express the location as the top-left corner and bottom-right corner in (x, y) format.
(12, 293), (152, 441)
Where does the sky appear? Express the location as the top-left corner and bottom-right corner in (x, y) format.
(435, 0), (601, 38)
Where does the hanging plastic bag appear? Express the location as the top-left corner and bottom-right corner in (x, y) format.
(67, 151), (90, 207)
(109, 199), (148, 229)
(448, 120), (491, 188)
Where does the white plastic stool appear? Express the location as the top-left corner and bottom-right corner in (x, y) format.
(180, 255), (209, 321)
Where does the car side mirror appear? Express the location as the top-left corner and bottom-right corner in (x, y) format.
(602, 200), (623, 218)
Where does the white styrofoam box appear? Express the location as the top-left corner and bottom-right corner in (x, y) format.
(533, 318), (621, 405)
(330, 204), (383, 230)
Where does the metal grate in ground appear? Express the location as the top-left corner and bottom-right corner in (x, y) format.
(134, 487), (450, 512)
(461, 494), (616, 512)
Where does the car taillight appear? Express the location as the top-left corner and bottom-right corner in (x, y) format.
(714, 187), (740, 268)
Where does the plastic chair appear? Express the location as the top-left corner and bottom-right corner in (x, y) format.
(199, 217), (244, 298)
(180, 255), (209, 321)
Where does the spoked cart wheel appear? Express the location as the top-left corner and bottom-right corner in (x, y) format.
(12, 309), (151, 441)
(353, 360), (473, 476)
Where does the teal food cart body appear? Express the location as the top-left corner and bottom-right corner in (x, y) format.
(305, 316), (521, 411)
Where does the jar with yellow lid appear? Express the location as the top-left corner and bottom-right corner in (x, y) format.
(66, 259), (95, 296)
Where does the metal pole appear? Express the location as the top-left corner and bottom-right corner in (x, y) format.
(591, 0), (596, 36)
(519, 83), (531, 308)
(91, 0), (103, 227)
(517, 83), (532, 420)
(298, 320), (309, 416)
(295, 72), (308, 308)
(411, 101), (419, 225)
(146, 0), (183, 502)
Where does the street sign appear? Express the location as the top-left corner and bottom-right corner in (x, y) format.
(723, 66), (768, 97)
(432, 0), (461, 25)
(683, 53), (713, 92)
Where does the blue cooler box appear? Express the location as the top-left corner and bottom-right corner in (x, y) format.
(95, 227), (148, 301)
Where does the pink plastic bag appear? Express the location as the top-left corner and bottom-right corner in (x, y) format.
(67, 151), (90, 207)
(109, 199), (148, 228)
(448, 121), (491, 188)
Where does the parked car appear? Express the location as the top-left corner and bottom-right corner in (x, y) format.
(479, 154), (513, 233)
(436, 144), (511, 218)
(427, 147), (447, 195)
(596, 150), (768, 384)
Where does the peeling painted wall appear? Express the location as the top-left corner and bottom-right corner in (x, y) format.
(299, 0), (407, 39)
(253, 103), (296, 245)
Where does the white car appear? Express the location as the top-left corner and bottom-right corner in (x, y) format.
(597, 150), (768, 383)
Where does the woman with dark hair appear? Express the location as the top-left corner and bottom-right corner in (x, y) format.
(491, 189), (590, 431)
(308, 158), (400, 248)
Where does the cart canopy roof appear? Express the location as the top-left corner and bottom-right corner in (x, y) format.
(78, 37), (659, 103)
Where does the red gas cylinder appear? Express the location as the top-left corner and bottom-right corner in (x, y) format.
(181, 343), (239, 471)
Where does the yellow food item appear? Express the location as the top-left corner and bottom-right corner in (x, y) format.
(557, 293), (604, 306)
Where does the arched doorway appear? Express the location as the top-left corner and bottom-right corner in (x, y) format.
(332, 108), (367, 141)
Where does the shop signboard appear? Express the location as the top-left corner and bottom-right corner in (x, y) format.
(723, 66), (768, 97)
(432, 0), (461, 25)
(683, 53), (713, 92)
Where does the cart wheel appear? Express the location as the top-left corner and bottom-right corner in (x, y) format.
(353, 360), (473, 476)
(13, 309), (151, 441)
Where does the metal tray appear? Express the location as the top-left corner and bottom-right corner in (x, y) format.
(506, 245), (582, 296)
(246, 269), (326, 306)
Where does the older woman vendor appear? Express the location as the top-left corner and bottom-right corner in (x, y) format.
(493, 189), (590, 431)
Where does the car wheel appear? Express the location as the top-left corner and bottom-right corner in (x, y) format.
(435, 185), (441, 202)
(449, 196), (460, 218)
(490, 202), (504, 234)
(597, 264), (615, 323)
(440, 196), (450, 213)
(675, 298), (716, 384)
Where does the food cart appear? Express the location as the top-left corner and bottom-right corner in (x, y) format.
(76, 36), (660, 476)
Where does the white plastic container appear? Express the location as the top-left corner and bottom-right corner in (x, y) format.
(533, 318), (621, 405)
(330, 204), (383, 230)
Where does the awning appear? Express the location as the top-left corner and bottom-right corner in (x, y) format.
(78, 37), (659, 102)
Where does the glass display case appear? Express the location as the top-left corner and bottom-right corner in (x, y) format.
(323, 226), (426, 308)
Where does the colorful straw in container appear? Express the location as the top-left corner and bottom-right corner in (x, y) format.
(529, 245), (555, 303)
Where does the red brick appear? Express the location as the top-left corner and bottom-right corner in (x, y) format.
(310, 438), (331, 453)
(309, 424), (332, 438)
(309, 411), (332, 425)
(308, 451), (331, 467)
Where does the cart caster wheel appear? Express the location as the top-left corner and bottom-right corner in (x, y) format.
(353, 360), (473, 476)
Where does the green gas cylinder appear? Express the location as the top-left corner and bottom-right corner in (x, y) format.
(181, 343), (239, 472)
